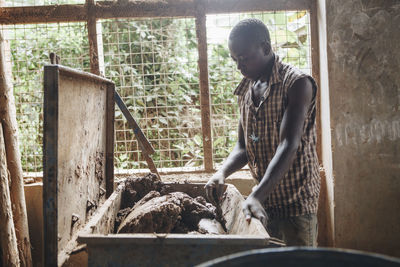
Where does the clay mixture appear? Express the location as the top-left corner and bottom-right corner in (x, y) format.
(115, 173), (226, 235)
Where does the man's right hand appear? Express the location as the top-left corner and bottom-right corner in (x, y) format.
(204, 172), (225, 205)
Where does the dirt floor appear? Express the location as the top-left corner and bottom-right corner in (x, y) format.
(115, 173), (226, 234)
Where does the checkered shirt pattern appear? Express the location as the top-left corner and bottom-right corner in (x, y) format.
(234, 55), (320, 219)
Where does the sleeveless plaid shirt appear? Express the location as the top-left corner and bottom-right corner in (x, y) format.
(234, 55), (320, 219)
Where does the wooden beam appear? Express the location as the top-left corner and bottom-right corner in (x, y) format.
(94, 0), (195, 19)
(87, 0), (100, 75)
(0, 15), (32, 267)
(0, 5), (86, 24)
(105, 83), (115, 198)
(57, 64), (113, 85)
(114, 91), (155, 156)
(204, 0), (312, 14)
(0, 0), (312, 25)
(309, 0), (334, 248)
(309, 0), (321, 161)
(195, 0), (213, 172)
(43, 65), (59, 267)
(0, 123), (20, 267)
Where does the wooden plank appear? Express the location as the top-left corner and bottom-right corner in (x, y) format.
(0, 0), (312, 25)
(43, 65), (59, 267)
(43, 65), (113, 266)
(114, 91), (160, 178)
(204, 0), (312, 14)
(195, 1), (213, 172)
(309, 1), (322, 162)
(0, 123), (20, 267)
(142, 153), (160, 179)
(57, 64), (113, 85)
(94, 0), (195, 19)
(106, 83), (115, 198)
(0, 5), (86, 24)
(114, 91), (155, 155)
(56, 71), (108, 264)
(77, 182), (271, 267)
(80, 183), (124, 236)
(0, 14), (32, 266)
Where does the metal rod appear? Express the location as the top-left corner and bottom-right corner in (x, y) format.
(114, 91), (155, 155)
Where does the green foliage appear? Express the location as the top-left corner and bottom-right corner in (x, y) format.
(10, 11), (310, 172)
(10, 23), (89, 172)
(102, 18), (203, 169)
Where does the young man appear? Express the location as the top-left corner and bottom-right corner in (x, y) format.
(205, 18), (320, 246)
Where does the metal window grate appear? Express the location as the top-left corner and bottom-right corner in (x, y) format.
(100, 18), (203, 172)
(207, 11), (312, 167)
(5, 10), (312, 174)
(4, 22), (90, 173)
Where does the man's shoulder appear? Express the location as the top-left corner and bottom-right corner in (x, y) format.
(233, 78), (251, 96)
(278, 60), (306, 81)
(277, 60), (316, 92)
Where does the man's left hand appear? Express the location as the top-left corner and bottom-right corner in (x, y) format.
(242, 194), (268, 227)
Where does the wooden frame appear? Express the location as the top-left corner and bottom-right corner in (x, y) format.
(77, 183), (272, 266)
(43, 65), (115, 266)
(4, 0), (317, 172)
(0, 0), (312, 24)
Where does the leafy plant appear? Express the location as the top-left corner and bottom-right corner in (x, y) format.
(9, 11), (311, 172)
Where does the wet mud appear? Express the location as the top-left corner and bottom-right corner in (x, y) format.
(115, 174), (226, 234)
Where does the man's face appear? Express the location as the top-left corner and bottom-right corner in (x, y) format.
(228, 37), (269, 81)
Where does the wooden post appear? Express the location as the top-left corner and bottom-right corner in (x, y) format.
(0, 15), (32, 267)
(87, 0), (100, 75)
(0, 123), (20, 267)
(310, 1), (321, 161)
(310, 0), (334, 247)
(195, 0), (213, 172)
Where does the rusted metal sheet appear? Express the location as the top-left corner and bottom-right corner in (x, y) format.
(43, 65), (115, 266)
(105, 83), (115, 198)
(43, 65), (59, 267)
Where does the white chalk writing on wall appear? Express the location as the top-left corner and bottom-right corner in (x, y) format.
(335, 118), (400, 146)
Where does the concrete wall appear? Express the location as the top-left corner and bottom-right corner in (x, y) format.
(24, 183), (43, 267)
(326, 0), (400, 257)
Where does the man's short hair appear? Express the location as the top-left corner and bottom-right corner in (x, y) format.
(229, 18), (271, 45)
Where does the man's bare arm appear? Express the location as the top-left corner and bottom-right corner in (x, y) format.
(205, 119), (248, 204)
(242, 77), (313, 224)
(217, 119), (248, 177)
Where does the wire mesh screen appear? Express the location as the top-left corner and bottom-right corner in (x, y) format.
(207, 11), (311, 166)
(6, 10), (312, 174)
(101, 18), (202, 171)
(4, 22), (90, 172)
(4, 0), (84, 7)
